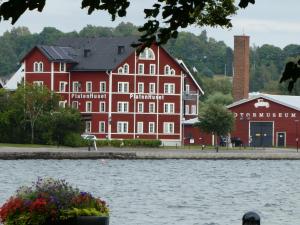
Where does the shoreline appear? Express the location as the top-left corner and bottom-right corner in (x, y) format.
(1, 147), (300, 160)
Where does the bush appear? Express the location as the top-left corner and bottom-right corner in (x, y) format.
(141, 139), (162, 148)
(63, 133), (88, 147)
(123, 139), (141, 147)
(96, 140), (110, 147)
(122, 139), (161, 148)
(110, 139), (122, 147)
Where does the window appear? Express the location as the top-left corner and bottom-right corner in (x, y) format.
(138, 82), (144, 93)
(164, 83), (175, 94)
(118, 82), (129, 93)
(59, 63), (66, 72)
(137, 122), (143, 134)
(164, 103), (174, 113)
(139, 48), (155, 60)
(118, 67), (123, 74)
(185, 84), (190, 94)
(99, 101), (105, 112)
(33, 81), (43, 87)
(86, 101), (92, 112)
(85, 121), (91, 133)
(100, 82), (106, 93)
(137, 102), (144, 113)
(123, 64), (129, 74)
(73, 81), (80, 92)
(149, 102), (155, 113)
(72, 101), (79, 109)
(170, 69), (175, 75)
(149, 122), (155, 133)
(149, 83), (156, 93)
(164, 122), (174, 134)
(117, 121), (128, 133)
(118, 102), (129, 112)
(86, 81), (92, 92)
(164, 65), (170, 75)
(191, 105), (197, 115)
(149, 64), (156, 75)
(33, 62), (43, 72)
(185, 105), (189, 114)
(59, 81), (67, 92)
(138, 64), (144, 74)
(59, 101), (66, 108)
(99, 121), (105, 133)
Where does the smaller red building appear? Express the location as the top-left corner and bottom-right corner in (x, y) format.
(228, 93), (300, 148)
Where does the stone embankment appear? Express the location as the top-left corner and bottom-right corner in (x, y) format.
(1, 147), (300, 160)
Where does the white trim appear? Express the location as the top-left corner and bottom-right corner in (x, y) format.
(99, 121), (106, 133)
(86, 81), (92, 92)
(123, 63), (129, 74)
(138, 63), (144, 75)
(137, 82), (144, 93)
(99, 101), (106, 112)
(149, 64), (156, 75)
(86, 101), (92, 112)
(149, 122), (155, 133)
(51, 62), (54, 91)
(100, 81), (106, 93)
(108, 70), (112, 139)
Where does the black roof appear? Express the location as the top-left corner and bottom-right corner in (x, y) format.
(51, 36), (138, 71)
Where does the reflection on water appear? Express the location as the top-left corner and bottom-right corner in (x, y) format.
(0, 160), (300, 225)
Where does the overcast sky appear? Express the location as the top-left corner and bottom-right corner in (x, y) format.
(1, 0), (300, 48)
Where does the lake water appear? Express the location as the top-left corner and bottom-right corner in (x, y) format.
(0, 160), (300, 225)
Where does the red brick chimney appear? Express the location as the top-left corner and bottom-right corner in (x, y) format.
(233, 35), (250, 101)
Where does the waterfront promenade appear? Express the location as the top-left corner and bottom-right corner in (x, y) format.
(0, 146), (300, 160)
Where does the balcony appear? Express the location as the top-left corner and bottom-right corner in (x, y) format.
(183, 91), (198, 100)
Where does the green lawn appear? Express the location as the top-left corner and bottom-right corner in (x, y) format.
(0, 143), (55, 148)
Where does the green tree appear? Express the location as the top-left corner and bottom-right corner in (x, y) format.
(12, 83), (60, 143)
(194, 104), (234, 151)
(204, 92), (233, 106)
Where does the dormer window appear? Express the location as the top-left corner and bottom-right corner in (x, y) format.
(139, 48), (155, 60)
(33, 61), (43, 72)
(170, 69), (175, 75)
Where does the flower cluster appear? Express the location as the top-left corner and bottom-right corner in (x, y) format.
(0, 178), (109, 225)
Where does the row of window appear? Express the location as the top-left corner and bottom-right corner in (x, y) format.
(85, 121), (175, 134)
(70, 101), (179, 114)
(33, 62), (66, 72)
(117, 64), (175, 75)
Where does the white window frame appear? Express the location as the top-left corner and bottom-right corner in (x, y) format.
(33, 61), (43, 72)
(85, 121), (92, 133)
(137, 102), (144, 113)
(59, 81), (67, 92)
(149, 64), (156, 75)
(164, 83), (175, 94)
(191, 105), (197, 115)
(149, 122), (155, 133)
(38, 62), (43, 72)
(185, 84), (190, 94)
(138, 48), (155, 60)
(33, 81), (44, 87)
(100, 82), (106, 93)
(72, 101), (79, 109)
(59, 62), (66, 72)
(86, 81), (92, 93)
(137, 122), (143, 134)
(73, 81), (79, 92)
(138, 63), (144, 75)
(164, 103), (175, 113)
(86, 101), (92, 112)
(59, 101), (66, 108)
(164, 122), (174, 134)
(149, 83), (156, 94)
(138, 82), (144, 93)
(170, 69), (175, 75)
(149, 102), (155, 113)
(118, 67), (123, 74)
(118, 82), (129, 93)
(117, 121), (128, 133)
(123, 64), (129, 74)
(99, 101), (105, 112)
(185, 105), (189, 114)
(164, 65), (170, 75)
(117, 101), (129, 112)
(99, 121), (105, 133)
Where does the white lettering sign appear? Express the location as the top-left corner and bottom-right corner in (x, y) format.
(129, 94), (165, 100)
(71, 93), (106, 99)
(254, 99), (270, 108)
(234, 112), (297, 119)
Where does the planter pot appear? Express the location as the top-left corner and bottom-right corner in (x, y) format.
(49, 216), (109, 225)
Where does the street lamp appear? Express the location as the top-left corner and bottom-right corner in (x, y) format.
(295, 120), (299, 152)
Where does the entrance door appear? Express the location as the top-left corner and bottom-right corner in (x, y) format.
(277, 132), (286, 147)
(250, 122), (273, 147)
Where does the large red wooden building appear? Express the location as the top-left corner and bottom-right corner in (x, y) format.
(22, 37), (204, 146)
